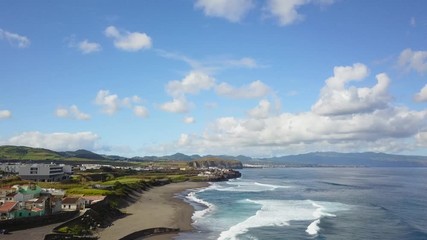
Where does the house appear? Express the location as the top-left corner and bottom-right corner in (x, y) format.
(81, 196), (106, 207)
(0, 201), (18, 220)
(5, 192), (20, 202)
(61, 197), (84, 211)
(12, 184), (42, 201)
(0, 186), (15, 205)
(42, 188), (65, 213)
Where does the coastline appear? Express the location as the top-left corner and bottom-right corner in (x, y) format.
(97, 181), (209, 240)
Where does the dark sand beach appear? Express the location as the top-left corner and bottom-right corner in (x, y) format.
(97, 181), (208, 240)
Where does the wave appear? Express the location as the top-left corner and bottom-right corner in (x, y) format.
(208, 181), (290, 193)
(218, 200), (350, 240)
(186, 190), (216, 223)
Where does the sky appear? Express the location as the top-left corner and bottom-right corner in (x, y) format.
(1, 0), (427, 157)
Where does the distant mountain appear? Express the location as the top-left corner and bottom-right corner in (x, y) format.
(60, 149), (106, 160)
(2, 145), (427, 167)
(163, 153), (197, 161)
(259, 152), (427, 167)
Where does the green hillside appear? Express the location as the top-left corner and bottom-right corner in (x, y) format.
(0, 146), (106, 162)
(0, 145), (63, 161)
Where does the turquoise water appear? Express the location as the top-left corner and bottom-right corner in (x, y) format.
(177, 168), (427, 240)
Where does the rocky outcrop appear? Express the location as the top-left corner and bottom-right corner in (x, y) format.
(189, 158), (243, 169)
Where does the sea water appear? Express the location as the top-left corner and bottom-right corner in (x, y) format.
(177, 168), (427, 240)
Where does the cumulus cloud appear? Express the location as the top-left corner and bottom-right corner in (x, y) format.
(216, 80), (271, 99)
(398, 48), (427, 74)
(78, 39), (102, 54)
(266, 0), (308, 25)
(265, 0), (335, 26)
(95, 90), (122, 115)
(312, 64), (391, 116)
(414, 84), (427, 102)
(105, 26), (152, 52)
(160, 97), (191, 113)
(133, 105), (149, 118)
(184, 116), (195, 124)
(95, 90), (148, 117)
(0, 110), (12, 119)
(158, 63), (427, 156)
(3, 131), (100, 151)
(172, 107), (427, 156)
(166, 71), (215, 97)
(247, 99), (272, 119)
(56, 105), (90, 120)
(0, 28), (30, 48)
(195, 0), (254, 22)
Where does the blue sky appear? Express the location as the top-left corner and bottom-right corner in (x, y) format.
(1, 0), (427, 157)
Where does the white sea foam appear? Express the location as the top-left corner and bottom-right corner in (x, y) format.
(186, 191), (216, 223)
(306, 219), (321, 235)
(212, 181), (290, 193)
(218, 200), (350, 240)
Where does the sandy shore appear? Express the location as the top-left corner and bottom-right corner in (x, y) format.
(97, 181), (209, 240)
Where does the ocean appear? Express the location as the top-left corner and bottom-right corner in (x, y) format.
(177, 168), (427, 240)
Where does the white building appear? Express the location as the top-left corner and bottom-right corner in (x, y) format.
(18, 164), (70, 182)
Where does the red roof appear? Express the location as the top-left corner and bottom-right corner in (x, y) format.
(62, 197), (81, 204)
(0, 202), (18, 213)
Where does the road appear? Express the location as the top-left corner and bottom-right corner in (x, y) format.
(0, 222), (62, 240)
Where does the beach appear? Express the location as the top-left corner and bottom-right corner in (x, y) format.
(97, 181), (209, 240)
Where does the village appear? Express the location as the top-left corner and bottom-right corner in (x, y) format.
(0, 161), (241, 224)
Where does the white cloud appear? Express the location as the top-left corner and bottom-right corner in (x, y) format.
(134, 105), (149, 118)
(105, 26), (152, 52)
(160, 97), (191, 113)
(0, 110), (12, 119)
(95, 90), (148, 117)
(416, 131), (427, 147)
(3, 131), (100, 151)
(56, 105), (90, 120)
(166, 71), (215, 97)
(78, 40), (102, 54)
(184, 116), (195, 124)
(265, 0), (335, 26)
(0, 28), (30, 48)
(195, 0), (254, 22)
(312, 64), (391, 116)
(155, 62), (427, 156)
(398, 48), (427, 74)
(247, 99), (272, 119)
(225, 57), (259, 68)
(414, 84), (427, 102)
(266, 0), (308, 26)
(95, 90), (121, 115)
(170, 107), (427, 156)
(216, 80), (271, 99)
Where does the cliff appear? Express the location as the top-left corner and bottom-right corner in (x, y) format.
(189, 157), (243, 169)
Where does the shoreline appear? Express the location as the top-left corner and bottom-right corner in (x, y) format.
(97, 181), (209, 240)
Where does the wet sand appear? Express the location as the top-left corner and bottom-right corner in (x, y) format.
(97, 181), (208, 240)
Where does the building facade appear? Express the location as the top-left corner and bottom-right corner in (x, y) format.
(18, 164), (69, 182)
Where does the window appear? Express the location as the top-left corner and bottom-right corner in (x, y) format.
(30, 167), (38, 174)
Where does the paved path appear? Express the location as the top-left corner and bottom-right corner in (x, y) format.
(0, 222), (62, 240)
